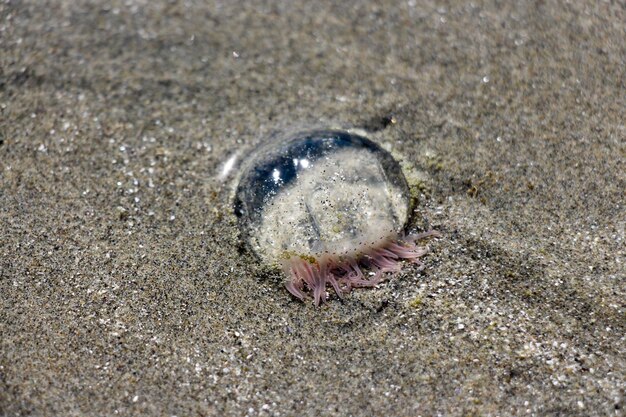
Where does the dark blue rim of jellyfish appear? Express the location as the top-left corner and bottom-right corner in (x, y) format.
(234, 129), (411, 241)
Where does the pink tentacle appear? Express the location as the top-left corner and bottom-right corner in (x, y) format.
(349, 269), (385, 288)
(405, 230), (441, 242)
(326, 273), (343, 299)
(349, 259), (365, 279)
(285, 280), (305, 300)
(387, 242), (428, 259)
(376, 247), (400, 259)
(312, 268), (327, 306)
(369, 253), (402, 272)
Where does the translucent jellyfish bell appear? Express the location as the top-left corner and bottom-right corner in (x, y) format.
(235, 129), (439, 305)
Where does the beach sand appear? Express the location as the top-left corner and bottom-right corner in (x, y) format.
(1, 1), (624, 415)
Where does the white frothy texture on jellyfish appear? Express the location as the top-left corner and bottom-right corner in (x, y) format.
(235, 130), (439, 305)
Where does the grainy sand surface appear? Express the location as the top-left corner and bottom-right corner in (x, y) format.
(1, 1), (624, 416)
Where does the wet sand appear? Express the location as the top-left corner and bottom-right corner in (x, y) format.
(1, 1), (624, 416)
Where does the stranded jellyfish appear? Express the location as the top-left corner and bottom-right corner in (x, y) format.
(234, 129), (439, 305)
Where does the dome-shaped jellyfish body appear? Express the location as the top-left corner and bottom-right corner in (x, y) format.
(235, 129), (438, 305)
